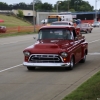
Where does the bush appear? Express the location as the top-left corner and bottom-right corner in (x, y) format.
(17, 9), (24, 18)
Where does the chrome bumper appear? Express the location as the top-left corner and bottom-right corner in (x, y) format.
(23, 62), (70, 67)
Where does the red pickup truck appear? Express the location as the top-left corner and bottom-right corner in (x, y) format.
(23, 25), (88, 70)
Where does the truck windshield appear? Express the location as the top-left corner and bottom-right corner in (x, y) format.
(38, 28), (73, 40)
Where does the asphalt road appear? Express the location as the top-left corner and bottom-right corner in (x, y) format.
(0, 28), (100, 100)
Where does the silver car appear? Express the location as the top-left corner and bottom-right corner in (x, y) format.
(92, 21), (100, 27)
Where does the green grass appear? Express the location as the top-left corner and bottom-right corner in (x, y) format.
(0, 14), (31, 27)
(63, 71), (100, 100)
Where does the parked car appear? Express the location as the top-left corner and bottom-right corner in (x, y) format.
(0, 26), (6, 33)
(76, 23), (93, 33)
(92, 21), (100, 27)
(23, 25), (88, 70)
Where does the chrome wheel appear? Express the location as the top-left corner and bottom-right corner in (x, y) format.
(68, 57), (74, 70)
(80, 53), (86, 63)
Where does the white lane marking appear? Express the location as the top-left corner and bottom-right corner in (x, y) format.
(89, 39), (100, 44)
(88, 52), (100, 55)
(0, 64), (23, 73)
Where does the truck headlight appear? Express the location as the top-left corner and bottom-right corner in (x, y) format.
(23, 51), (30, 57)
(61, 52), (68, 57)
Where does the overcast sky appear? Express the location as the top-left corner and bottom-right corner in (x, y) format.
(0, 0), (100, 9)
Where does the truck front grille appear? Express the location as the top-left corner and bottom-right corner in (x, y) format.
(29, 54), (63, 63)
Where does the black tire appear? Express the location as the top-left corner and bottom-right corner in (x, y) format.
(68, 57), (74, 70)
(85, 30), (88, 33)
(89, 30), (92, 33)
(27, 66), (35, 70)
(80, 53), (86, 63)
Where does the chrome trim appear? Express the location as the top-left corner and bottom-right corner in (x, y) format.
(28, 54), (64, 63)
(23, 62), (70, 67)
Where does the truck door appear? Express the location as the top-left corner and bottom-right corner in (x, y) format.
(72, 30), (82, 63)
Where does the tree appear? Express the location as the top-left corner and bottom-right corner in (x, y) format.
(17, 9), (24, 18)
(69, 9), (75, 12)
(30, 0), (42, 11)
(53, 0), (93, 12)
(0, 2), (10, 10)
(41, 3), (53, 11)
(70, 0), (93, 11)
(34, 2), (42, 11)
(53, 1), (68, 12)
(34, 2), (53, 11)
(0, 0), (94, 12)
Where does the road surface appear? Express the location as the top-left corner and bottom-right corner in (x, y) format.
(0, 29), (100, 100)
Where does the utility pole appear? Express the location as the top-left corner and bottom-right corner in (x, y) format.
(67, 0), (70, 11)
(57, 2), (58, 15)
(95, 0), (97, 21)
(33, 0), (35, 32)
(56, 1), (61, 15)
(95, 0), (100, 21)
(68, 0), (69, 11)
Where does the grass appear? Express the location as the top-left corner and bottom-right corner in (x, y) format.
(0, 14), (38, 36)
(63, 71), (100, 100)
(0, 14), (31, 27)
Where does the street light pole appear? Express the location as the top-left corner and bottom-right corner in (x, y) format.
(57, 1), (59, 15)
(75, 1), (78, 11)
(67, 0), (70, 11)
(68, 0), (69, 11)
(95, 0), (100, 21)
(95, 0), (97, 21)
(33, 0), (35, 32)
(56, 1), (61, 15)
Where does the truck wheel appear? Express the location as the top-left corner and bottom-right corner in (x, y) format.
(68, 57), (74, 70)
(86, 30), (88, 33)
(80, 53), (86, 63)
(27, 66), (35, 70)
(89, 30), (92, 33)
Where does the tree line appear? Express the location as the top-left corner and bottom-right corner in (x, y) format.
(0, 0), (94, 12)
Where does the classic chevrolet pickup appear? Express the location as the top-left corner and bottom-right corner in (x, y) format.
(23, 25), (88, 70)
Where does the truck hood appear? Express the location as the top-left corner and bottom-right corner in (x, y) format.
(24, 40), (73, 54)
